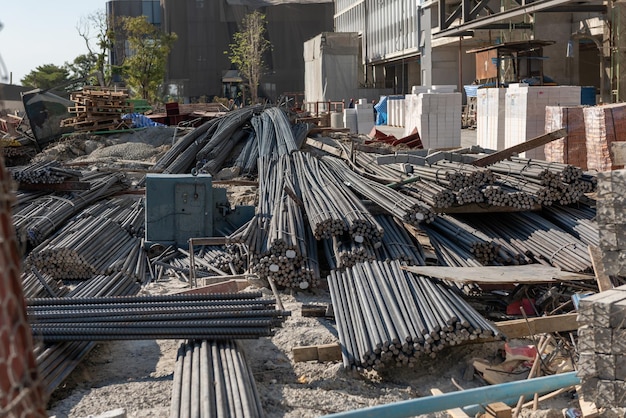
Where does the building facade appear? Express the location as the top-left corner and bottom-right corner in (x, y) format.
(107, 0), (334, 103)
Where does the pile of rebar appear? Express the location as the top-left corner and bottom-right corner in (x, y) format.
(322, 156), (435, 225)
(31, 270), (141, 396)
(456, 211), (593, 272)
(11, 161), (82, 184)
(540, 204), (599, 247)
(27, 291), (288, 342)
(26, 215), (142, 280)
(328, 260), (502, 370)
(13, 172), (130, 246)
(170, 339), (264, 418)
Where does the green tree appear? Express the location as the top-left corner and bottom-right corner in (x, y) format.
(65, 53), (99, 89)
(226, 11), (272, 105)
(120, 15), (177, 102)
(21, 64), (71, 91)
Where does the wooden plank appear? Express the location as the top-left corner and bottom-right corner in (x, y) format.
(317, 343), (342, 362)
(472, 128), (567, 167)
(305, 137), (344, 157)
(611, 142), (626, 166)
(494, 313), (579, 338)
(18, 181), (91, 192)
(292, 342), (342, 362)
(485, 402), (512, 418)
(301, 304), (328, 317)
(401, 265), (592, 284)
(429, 389), (471, 418)
(588, 245), (613, 292)
(575, 385), (599, 417)
(292, 346), (320, 362)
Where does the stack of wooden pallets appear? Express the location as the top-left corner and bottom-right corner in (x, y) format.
(61, 87), (134, 132)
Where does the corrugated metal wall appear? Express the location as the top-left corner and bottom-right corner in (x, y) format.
(335, 0), (419, 64)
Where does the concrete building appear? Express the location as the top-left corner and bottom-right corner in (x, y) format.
(107, 0), (334, 103)
(333, 0), (618, 103)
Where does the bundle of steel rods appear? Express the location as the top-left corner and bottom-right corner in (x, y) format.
(26, 215), (141, 279)
(170, 339), (264, 418)
(295, 151), (384, 243)
(481, 184), (537, 210)
(27, 292), (288, 342)
(232, 130), (259, 175)
(21, 268), (69, 299)
(328, 260), (502, 370)
(151, 118), (219, 173)
(13, 172), (130, 246)
(32, 271), (141, 396)
(11, 161), (82, 184)
(323, 236), (377, 270)
(253, 107), (298, 158)
(400, 180), (457, 209)
(322, 156), (435, 225)
(422, 215), (504, 266)
(374, 215), (426, 265)
(540, 204), (599, 247)
(456, 212), (593, 272)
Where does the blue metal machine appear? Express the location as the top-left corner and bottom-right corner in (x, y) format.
(145, 173), (254, 248)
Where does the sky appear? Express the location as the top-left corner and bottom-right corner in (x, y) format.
(1, 0), (107, 85)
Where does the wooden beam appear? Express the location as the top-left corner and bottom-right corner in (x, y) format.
(495, 313), (578, 338)
(588, 245), (613, 292)
(429, 389), (471, 418)
(305, 137), (344, 157)
(472, 128), (566, 167)
(402, 265), (593, 285)
(293, 342), (342, 362)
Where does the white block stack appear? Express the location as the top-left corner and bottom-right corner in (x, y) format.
(355, 102), (375, 135)
(476, 88), (506, 151)
(504, 85), (581, 159)
(404, 92), (461, 149)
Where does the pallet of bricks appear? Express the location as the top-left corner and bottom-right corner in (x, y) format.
(61, 87), (134, 132)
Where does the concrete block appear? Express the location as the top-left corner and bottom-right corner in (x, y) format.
(613, 329), (626, 354)
(597, 380), (616, 406)
(595, 327), (613, 353)
(577, 352), (597, 379)
(577, 326), (595, 352)
(580, 376), (599, 399)
(597, 354), (616, 380)
(615, 356), (626, 380)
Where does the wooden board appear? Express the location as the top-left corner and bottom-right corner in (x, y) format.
(293, 343), (342, 362)
(494, 313), (579, 338)
(429, 389), (471, 418)
(472, 128), (566, 167)
(401, 265), (593, 285)
(588, 245), (613, 292)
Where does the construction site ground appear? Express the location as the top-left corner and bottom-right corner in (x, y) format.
(33, 125), (607, 418)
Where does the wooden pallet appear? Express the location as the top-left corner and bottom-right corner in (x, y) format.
(63, 87), (134, 132)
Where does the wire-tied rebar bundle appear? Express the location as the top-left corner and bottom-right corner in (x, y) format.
(170, 339), (265, 418)
(328, 260), (502, 370)
(540, 204), (599, 247)
(13, 172), (130, 246)
(294, 151), (384, 243)
(322, 156), (435, 225)
(456, 211), (593, 272)
(27, 292), (288, 342)
(374, 215), (426, 266)
(11, 161), (82, 184)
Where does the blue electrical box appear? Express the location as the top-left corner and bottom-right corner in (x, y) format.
(145, 173), (254, 248)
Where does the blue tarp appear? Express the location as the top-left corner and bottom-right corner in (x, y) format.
(374, 96), (387, 125)
(123, 113), (167, 128)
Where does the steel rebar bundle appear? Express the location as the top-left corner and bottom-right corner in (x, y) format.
(294, 151), (384, 242)
(540, 204), (599, 247)
(32, 271), (141, 397)
(28, 292), (288, 342)
(21, 268), (69, 299)
(481, 184), (537, 210)
(26, 215), (142, 280)
(152, 118), (219, 173)
(232, 130), (259, 175)
(11, 161), (82, 184)
(400, 180), (457, 209)
(374, 215), (426, 266)
(170, 339), (264, 418)
(253, 107), (298, 158)
(13, 172), (130, 246)
(322, 156), (435, 225)
(328, 260), (502, 370)
(456, 212), (593, 272)
(323, 236), (377, 270)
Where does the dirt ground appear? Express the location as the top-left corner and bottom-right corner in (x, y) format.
(46, 273), (588, 418)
